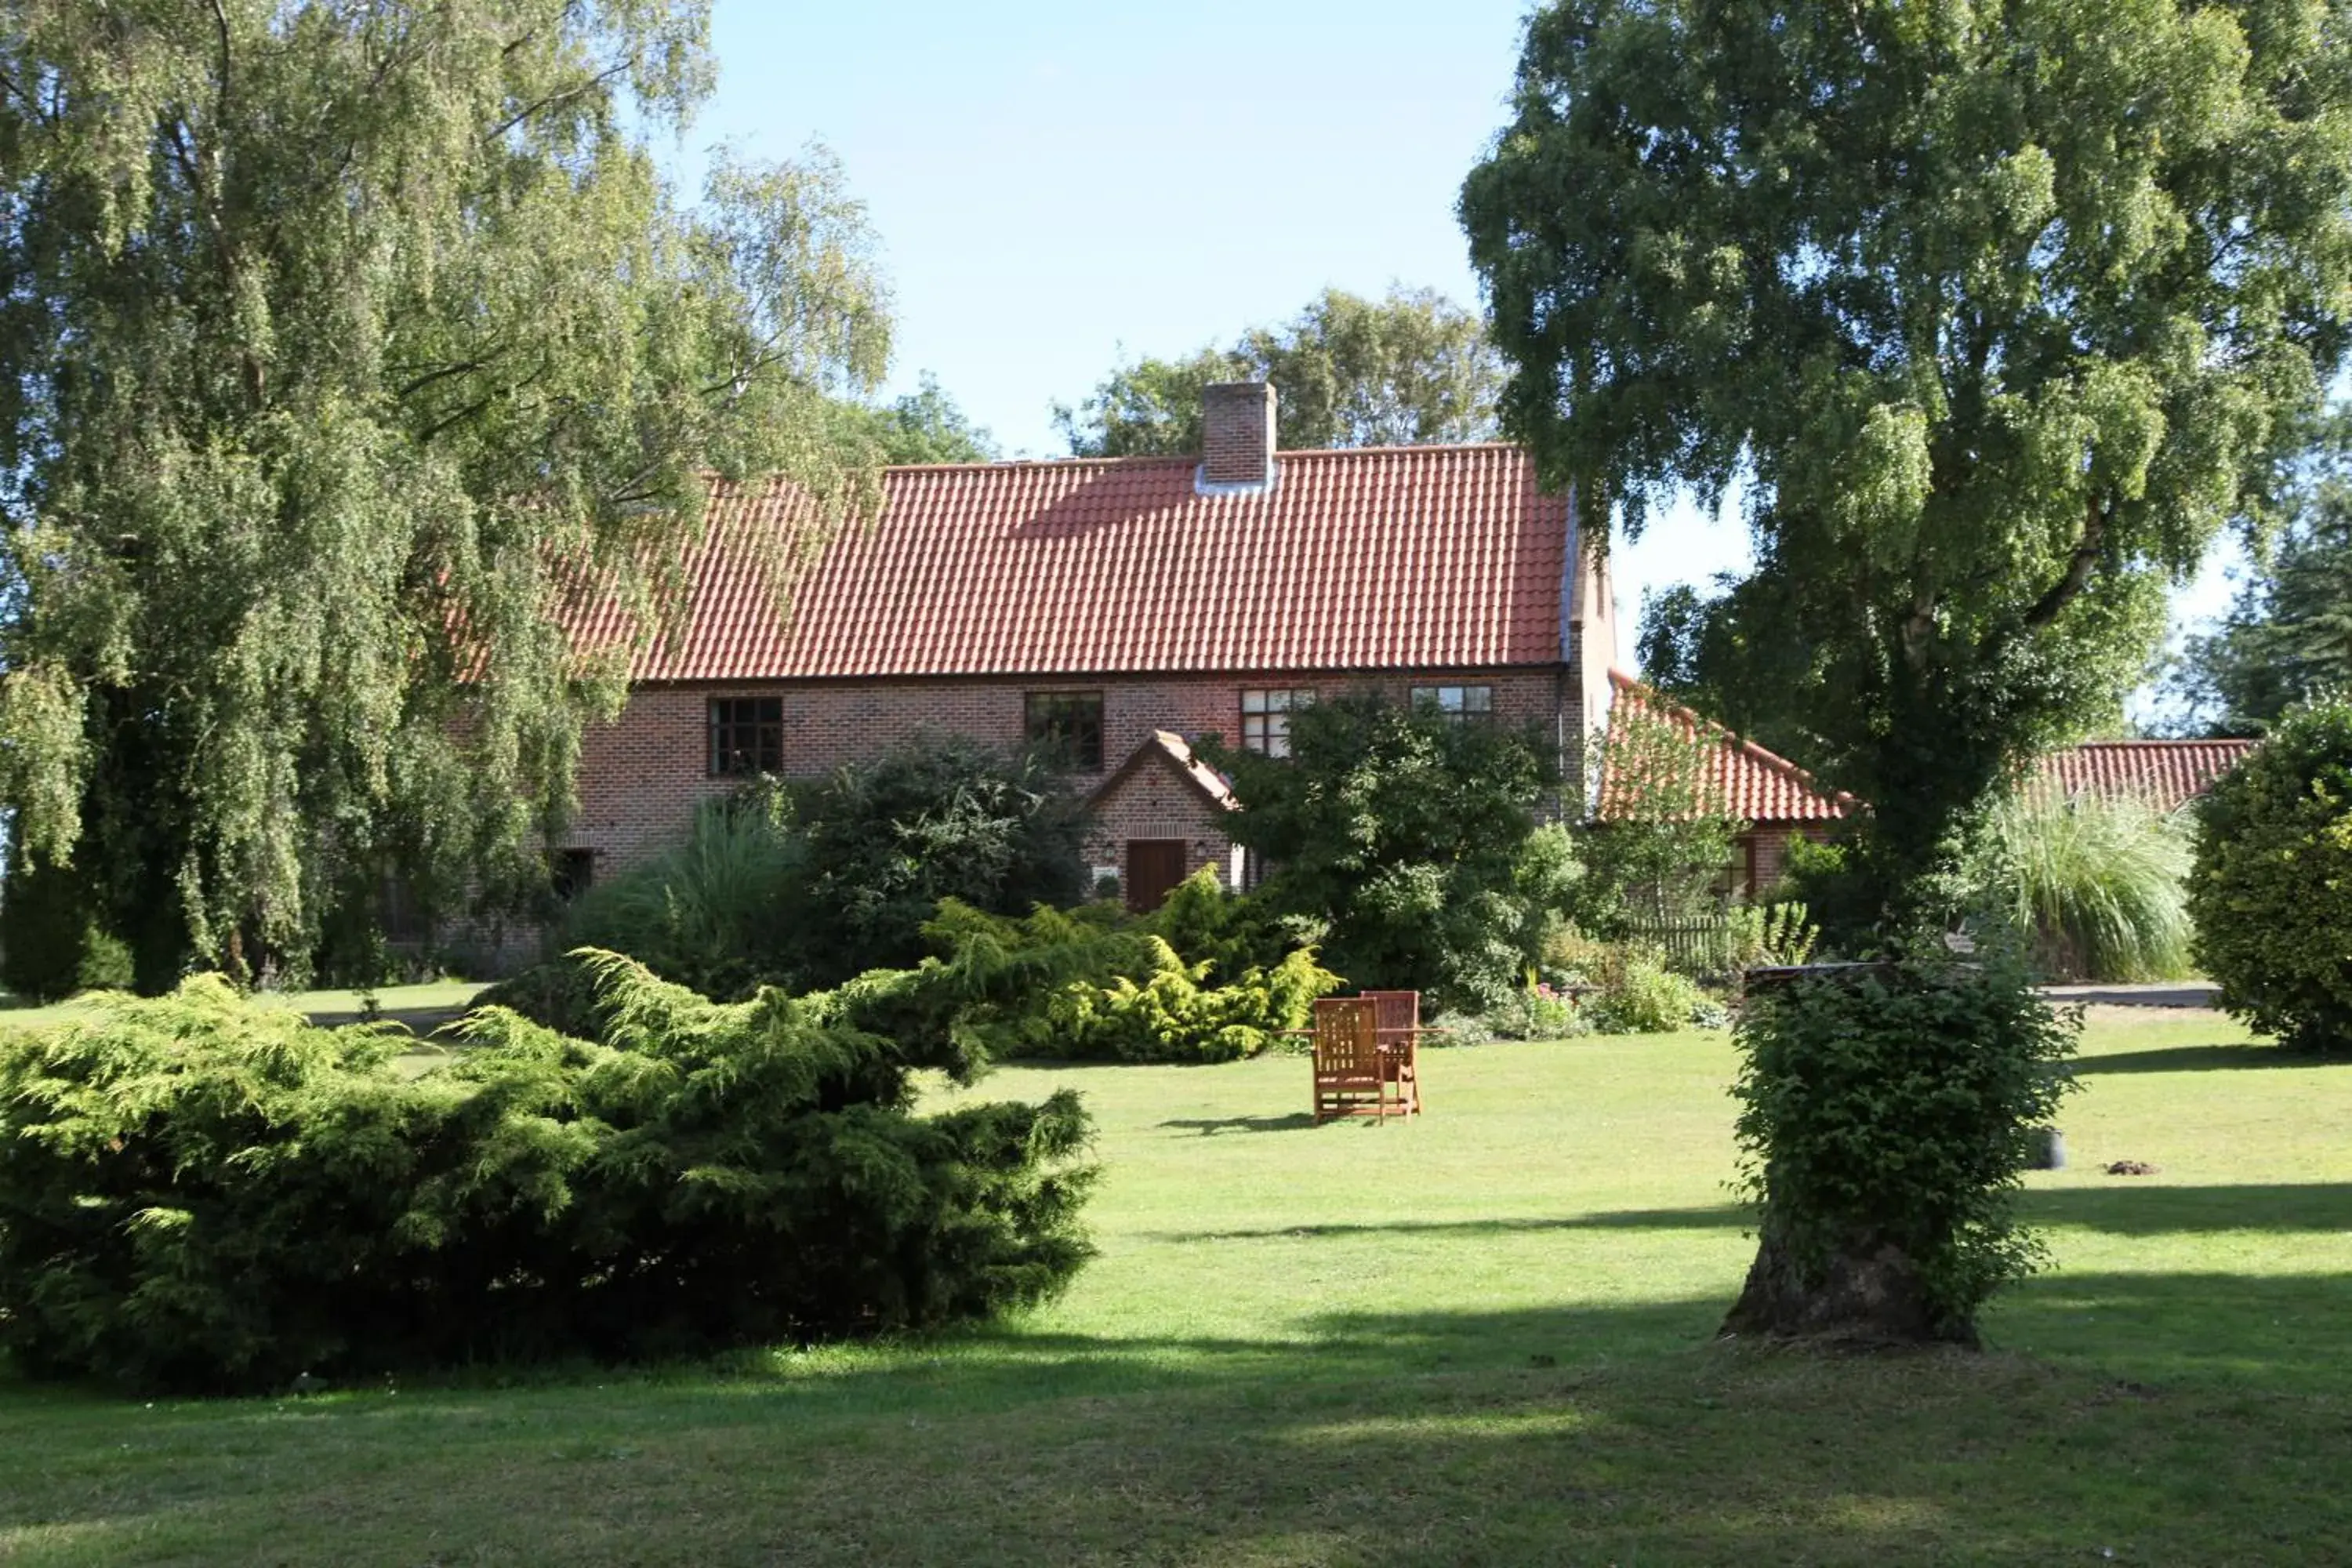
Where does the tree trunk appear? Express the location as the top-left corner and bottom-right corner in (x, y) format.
(1719, 1214), (1978, 1348)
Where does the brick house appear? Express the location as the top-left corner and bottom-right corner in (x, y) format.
(557, 383), (1619, 912)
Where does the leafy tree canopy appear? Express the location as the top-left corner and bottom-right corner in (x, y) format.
(0, 2), (891, 986)
(2171, 411), (2352, 735)
(1053, 286), (1505, 456)
(835, 372), (1000, 466)
(1464, 0), (2352, 920)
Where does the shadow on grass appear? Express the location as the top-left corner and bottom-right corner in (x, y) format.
(1153, 1183), (2352, 1246)
(1156, 1112), (1319, 1135)
(9, 1278), (2352, 1565)
(2072, 1042), (2328, 1075)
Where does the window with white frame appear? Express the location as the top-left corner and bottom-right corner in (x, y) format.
(1240, 688), (1316, 756)
(1409, 684), (1494, 721)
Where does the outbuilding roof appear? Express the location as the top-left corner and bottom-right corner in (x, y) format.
(2035, 739), (2256, 813)
(568, 445), (1577, 681)
(1602, 672), (1857, 826)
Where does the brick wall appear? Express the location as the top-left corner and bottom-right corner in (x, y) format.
(567, 666), (1579, 890)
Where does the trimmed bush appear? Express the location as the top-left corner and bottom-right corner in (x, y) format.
(2190, 701), (2352, 1051)
(0, 964), (1094, 1392)
(1723, 949), (2078, 1344)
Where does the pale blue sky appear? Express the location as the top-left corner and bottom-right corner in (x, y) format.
(666, 0), (2239, 696)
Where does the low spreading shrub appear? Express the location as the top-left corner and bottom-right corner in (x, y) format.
(927, 884), (1342, 1063)
(1724, 947), (2078, 1342)
(1540, 929), (1721, 1034)
(2189, 699), (2352, 1051)
(0, 964), (1095, 1393)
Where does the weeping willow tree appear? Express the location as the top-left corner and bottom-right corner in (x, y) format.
(0, 2), (890, 988)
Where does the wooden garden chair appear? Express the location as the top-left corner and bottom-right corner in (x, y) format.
(1358, 989), (1435, 1116)
(1311, 996), (1402, 1122)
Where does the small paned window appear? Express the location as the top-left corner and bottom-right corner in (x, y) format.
(1240, 688), (1316, 757)
(709, 695), (783, 777)
(1409, 684), (1494, 721)
(1025, 691), (1105, 771)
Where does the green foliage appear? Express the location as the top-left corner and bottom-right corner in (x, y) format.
(1466, 0), (2352, 923)
(0, 964), (1094, 1393)
(0, 3), (893, 987)
(1587, 950), (1714, 1035)
(1201, 696), (1570, 1014)
(1731, 902), (1821, 974)
(836, 373), (1000, 466)
(2172, 411), (2352, 735)
(1729, 951), (2079, 1339)
(1464, 986), (1588, 1042)
(1053, 287), (1504, 456)
(559, 793), (803, 1002)
(1967, 788), (2196, 982)
(1579, 696), (1746, 934)
(2189, 700), (2352, 1051)
(925, 885), (1343, 1064)
(1, 853), (113, 1003)
(789, 735), (1091, 986)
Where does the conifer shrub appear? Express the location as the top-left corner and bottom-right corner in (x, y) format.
(0, 963), (1095, 1393)
(924, 887), (1342, 1063)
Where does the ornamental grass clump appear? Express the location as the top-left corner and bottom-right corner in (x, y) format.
(1723, 949), (2078, 1346)
(0, 963), (1095, 1394)
(1971, 787), (2195, 982)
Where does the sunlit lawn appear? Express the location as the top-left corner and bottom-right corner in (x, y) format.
(0, 979), (487, 1030)
(4, 1006), (2350, 1564)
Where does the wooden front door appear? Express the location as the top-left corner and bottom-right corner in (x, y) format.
(1125, 839), (1189, 913)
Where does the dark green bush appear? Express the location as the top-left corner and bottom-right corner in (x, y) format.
(1203, 695), (1573, 1013)
(1, 853), (119, 1003)
(2189, 701), (2352, 1051)
(1726, 949), (2078, 1341)
(0, 964), (1094, 1392)
(788, 734), (1091, 985)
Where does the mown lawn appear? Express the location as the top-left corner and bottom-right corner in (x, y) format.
(0, 979), (487, 1031)
(4, 1007), (2349, 1565)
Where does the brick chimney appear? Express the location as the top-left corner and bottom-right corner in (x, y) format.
(1199, 381), (1277, 491)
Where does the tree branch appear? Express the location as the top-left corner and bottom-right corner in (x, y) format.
(2023, 495), (2108, 629)
(484, 60), (630, 143)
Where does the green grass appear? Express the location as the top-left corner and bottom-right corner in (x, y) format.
(0, 978), (486, 1030)
(5, 1007), (2350, 1564)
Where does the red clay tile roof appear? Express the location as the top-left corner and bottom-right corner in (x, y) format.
(569, 446), (1575, 681)
(1602, 671), (1856, 825)
(2036, 740), (2255, 813)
